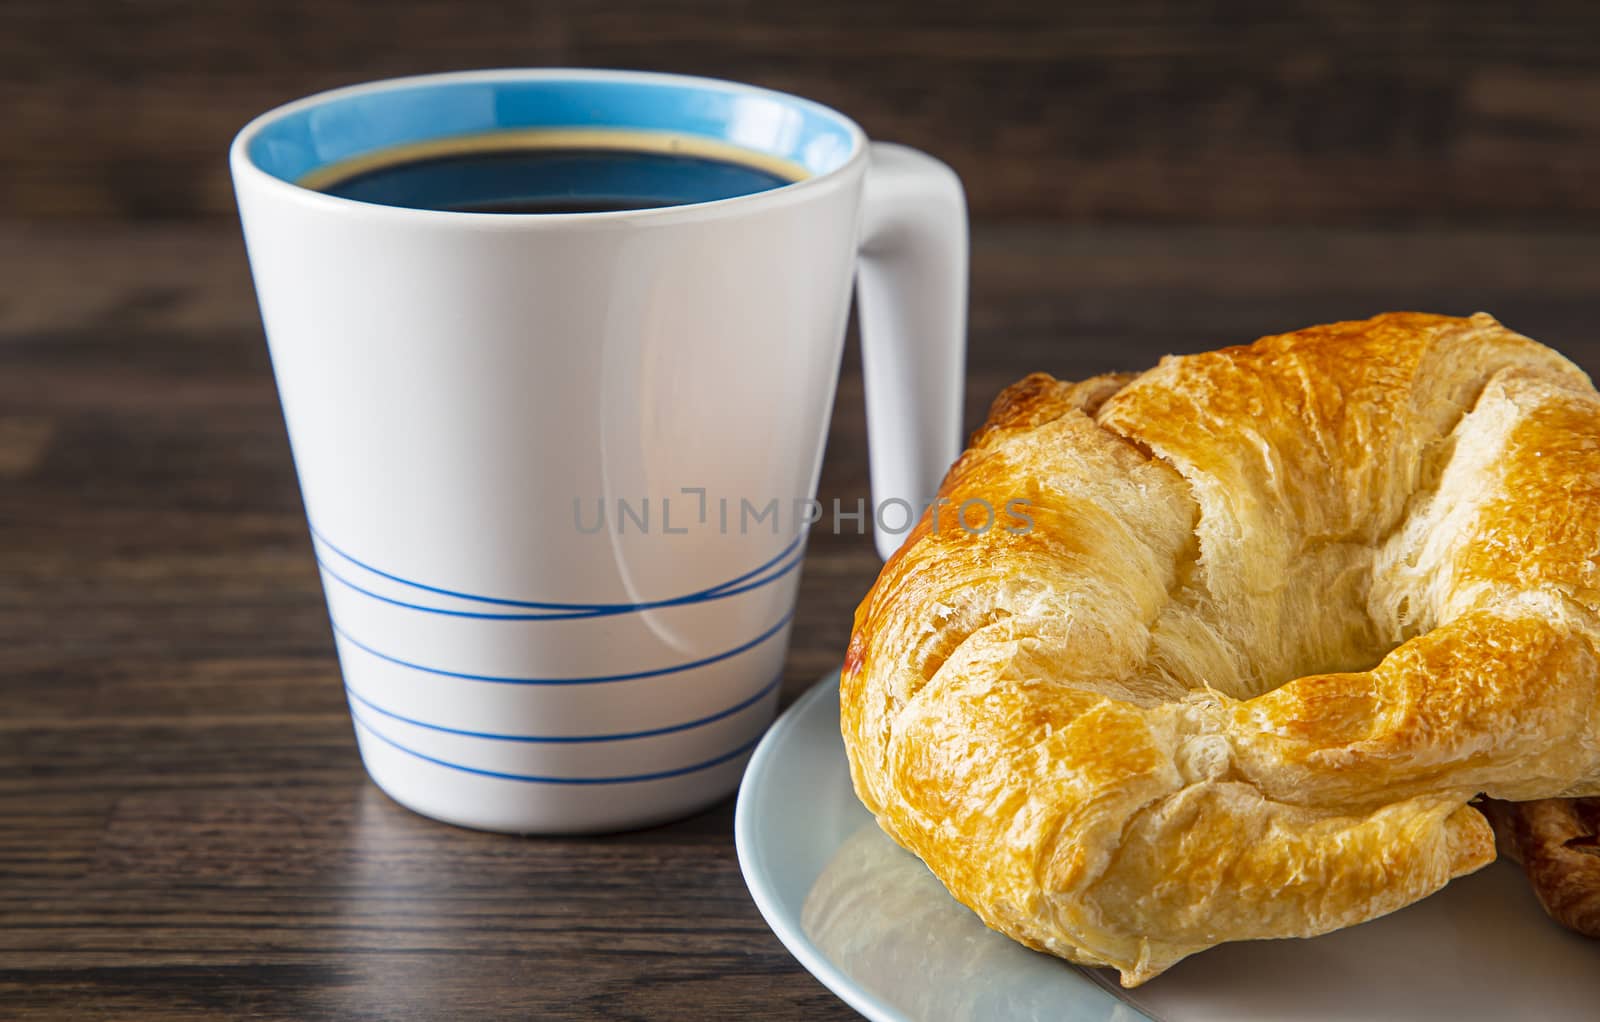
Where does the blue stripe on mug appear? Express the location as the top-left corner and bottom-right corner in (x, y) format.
(310, 522), (805, 613)
(328, 609), (794, 685)
(343, 671), (783, 743)
(350, 708), (764, 785)
(313, 546), (803, 620)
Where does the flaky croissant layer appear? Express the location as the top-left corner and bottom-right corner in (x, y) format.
(841, 313), (1600, 986)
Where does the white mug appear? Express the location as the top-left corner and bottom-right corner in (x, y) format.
(231, 69), (966, 833)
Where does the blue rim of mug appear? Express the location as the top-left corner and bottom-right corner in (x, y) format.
(229, 68), (870, 223)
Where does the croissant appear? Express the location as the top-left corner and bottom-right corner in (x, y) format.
(1480, 797), (1600, 937)
(841, 312), (1600, 986)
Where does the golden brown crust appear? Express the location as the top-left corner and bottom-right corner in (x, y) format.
(841, 312), (1600, 986)
(1481, 797), (1600, 937)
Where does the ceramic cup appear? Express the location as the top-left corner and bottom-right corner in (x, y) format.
(231, 69), (966, 833)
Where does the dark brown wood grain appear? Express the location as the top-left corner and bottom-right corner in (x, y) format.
(5, 1), (1600, 224)
(4, 219), (1600, 1018)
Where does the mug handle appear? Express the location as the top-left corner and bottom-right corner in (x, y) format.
(856, 142), (970, 561)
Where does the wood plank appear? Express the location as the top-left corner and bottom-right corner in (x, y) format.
(3, 2), (1600, 222)
(5, 221), (1600, 1018)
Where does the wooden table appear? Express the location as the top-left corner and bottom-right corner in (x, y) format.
(4, 221), (1598, 1019)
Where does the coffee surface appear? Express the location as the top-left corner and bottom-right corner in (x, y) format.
(313, 143), (798, 213)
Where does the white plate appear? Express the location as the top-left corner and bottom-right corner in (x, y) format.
(736, 673), (1600, 1022)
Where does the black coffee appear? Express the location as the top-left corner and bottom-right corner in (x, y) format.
(310, 141), (800, 214)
